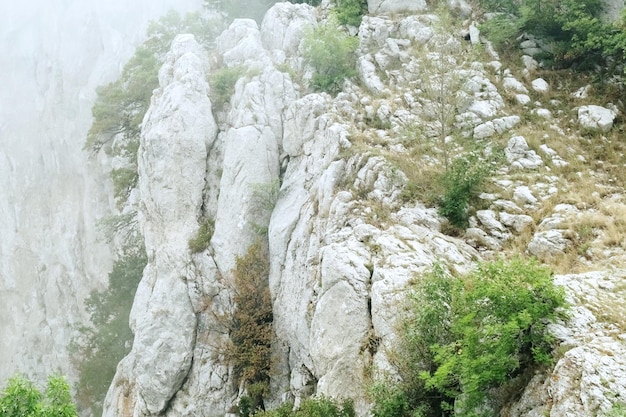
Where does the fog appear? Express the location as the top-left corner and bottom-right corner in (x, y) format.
(0, 0), (202, 384)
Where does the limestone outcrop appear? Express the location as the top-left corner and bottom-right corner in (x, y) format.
(58, 1), (626, 416)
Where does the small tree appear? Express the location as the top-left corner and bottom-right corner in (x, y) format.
(228, 241), (273, 411)
(70, 246), (147, 416)
(302, 21), (358, 95)
(379, 258), (566, 417)
(0, 374), (77, 417)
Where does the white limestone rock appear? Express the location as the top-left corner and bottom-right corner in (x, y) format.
(104, 34), (217, 417)
(513, 185), (538, 206)
(578, 105), (617, 132)
(398, 15), (434, 44)
(367, 0), (427, 14)
(465, 227), (502, 250)
(521, 54), (539, 71)
(260, 2), (317, 57)
(531, 77), (549, 93)
(534, 108), (552, 119)
(515, 94), (531, 106)
(473, 115), (521, 138)
(503, 76), (529, 94)
(469, 23), (480, 45)
(511, 270), (626, 417)
(447, 0), (473, 18)
(499, 212), (534, 233)
(506, 136), (543, 170)
(358, 55), (385, 94)
(572, 85), (592, 99)
(527, 230), (569, 260)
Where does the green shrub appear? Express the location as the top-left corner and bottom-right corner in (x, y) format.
(479, 15), (522, 50)
(210, 66), (246, 110)
(607, 403), (626, 417)
(334, 0), (368, 27)
(70, 246), (147, 416)
(0, 374), (77, 417)
(110, 167), (139, 204)
(374, 259), (566, 417)
(437, 153), (493, 229)
(479, 0), (626, 75)
(254, 397), (355, 417)
(302, 21), (358, 95)
(369, 383), (413, 417)
(228, 241), (273, 410)
(415, 259), (564, 416)
(189, 218), (215, 253)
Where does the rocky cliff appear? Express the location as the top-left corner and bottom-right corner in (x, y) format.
(0, 0), (202, 385)
(100, 1), (626, 417)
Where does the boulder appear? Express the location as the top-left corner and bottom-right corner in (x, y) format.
(527, 230), (569, 260)
(531, 78), (549, 93)
(505, 136), (543, 170)
(578, 105), (617, 132)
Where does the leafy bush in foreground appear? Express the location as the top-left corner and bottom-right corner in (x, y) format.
(0, 374), (77, 417)
(375, 258), (566, 417)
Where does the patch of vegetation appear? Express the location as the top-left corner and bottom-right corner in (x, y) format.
(70, 245), (147, 417)
(302, 21), (359, 95)
(251, 397), (355, 417)
(249, 180), (281, 235)
(606, 402), (626, 417)
(478, 0), (626, 76)
(189, 217), (216, 253)
(333, 0), (368, 27)
(0, 374), (77, 417)
(227, 241), (273, 412)
(210, 65), (247, 111)
(373, 258), (566, 417)
(437, 152), (495, 229)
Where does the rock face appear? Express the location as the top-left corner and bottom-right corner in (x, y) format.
(0, 0), (202, 385)
(510, 270), (626, 417)
(98, 2), (626, 416)
(1, 0), (616, 415)
(103, 4), (484, 415)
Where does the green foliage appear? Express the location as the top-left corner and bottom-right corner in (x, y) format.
(479, 15), (522, 50)
(110, 167), (139, 203)
(399, 259), (565, 416)
(479, 0), (626, 74)
(70, 246), (147, 416)
(607, 403), (626, 417)
(250, 180), (281, 234)
(370, 383), (414, 417)
(189, 218), (215, 253)
(254, 397), (355, 417)
(228, 242), (273, 409)
(437, 153), (493, 229)
(302, 21), (358, 95)
(0, 375), (77, 417)
(333, 0), (368, 27)
(210, 66), (246, 110)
